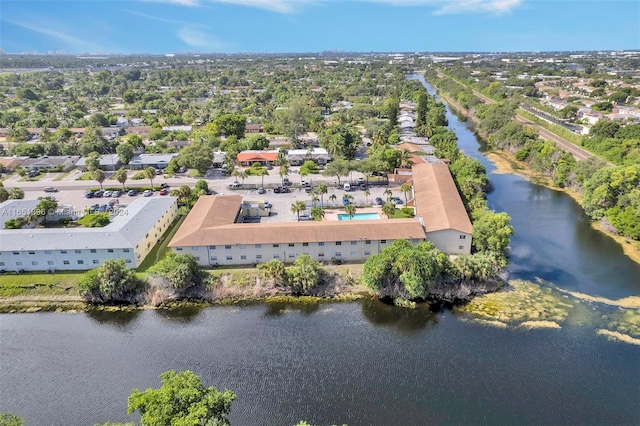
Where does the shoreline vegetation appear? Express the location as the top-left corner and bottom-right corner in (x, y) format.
(433, 84), (640, 265)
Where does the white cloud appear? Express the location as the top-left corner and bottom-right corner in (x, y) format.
(177, 27), (226, 50)
(124, 9), (194, 25)
(136, 0), (311, 13)
(362, 0), (523, 15)
(2, 18), (100, 51)
(139, 0), (200, 6)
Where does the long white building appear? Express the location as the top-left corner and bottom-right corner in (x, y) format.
(0, 197), (178, 271)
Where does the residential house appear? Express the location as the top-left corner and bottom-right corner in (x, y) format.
(245, 124), (264, 134)
(21, 156), (80, 172)
(128, 153), (178, 170)
(237, 150), (280, 166)
(0, 156), (28, 171)
(76, 154), (122, 172)
(286, 148), (332, 166)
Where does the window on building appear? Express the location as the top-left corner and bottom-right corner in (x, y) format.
(44, 250), (52, 254)
(16, 261), (23, 266)
(255, 244), (262, 248)
(273, 254), (280, 259)
(226, 256), (233, 261)
(460, 235), (466, 239)
(123, 249), (130, 252)
(288, 253), (295, 258)
(126, 259), (132, 264)
(211, 256), (217, 261)
(318, 253), (324, 257)
(60, 250), (67, 254)
(93, 260), (99, 264)
(225, 245), (232, 249)
(240, 255), (247, 260)
(351, 241), (357, 245)
(107, 249), (114, 253)
(240, 245), (246, 249)
(77, 260), (84, 265)
(63, 260), (70, 265)
(31, 261), (38, 266)
(48, 261), (54, 265)
(176, 247), (183, 251)
(288, 243), (295, 247)
(209, 245), (216, 250)
(28, 251), (35, 255)
(318, 242), (324, 246)
(365, 240), (371, 245)
(192, 246), (199, 250)
(75, 249), (81, 254)
(459, 246), (464, 250)
(195, 257), (200, 261)
(335, 252), (342, 257)
(90, 249), (97, 253)
(364, 251), (371, 256)
(256, 255), (262, 260)
(0, 262), (5, 267)
(302, 242), (308, 247)
(380, 240), (387, 244)
(273, 244), (279, 248)
(335, 242), (342, 246)
(350, 251), (357, 256)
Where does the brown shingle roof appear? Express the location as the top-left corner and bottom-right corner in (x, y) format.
(412, 163), (472, 234)
(169, 195), (426, 247)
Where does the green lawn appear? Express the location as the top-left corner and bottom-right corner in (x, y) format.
(392, 208), (414, 218)
(52, 172), (71, 181)
(19, 173), (47, 182)
(0, 271), (85, 297)
(77, 172), (94, 180)
(136, 215), (186, 271)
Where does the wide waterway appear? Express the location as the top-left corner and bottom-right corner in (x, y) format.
(1, 76), (639, 425)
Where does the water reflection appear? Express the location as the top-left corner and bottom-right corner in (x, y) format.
(360, 298), (438, 334)
(154, 304), (207, 323)
(85, 308), (142, 328)
(263, 300), (321, 317)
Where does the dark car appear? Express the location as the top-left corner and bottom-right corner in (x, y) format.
(257, 187), (266, 194)
(393, 197), (403, 204)
(93, 190), (104, 198)
(112, 190), (122, 197)
(43, 187), (58, 193)
(343, 198), (351, 206)
(85, 191), (94, 198)
(160, 183), (169, 189)
(98, 204), (108, 212)
(282, 178), (292, 186)
(273, 187), (282, 193)
(128, 189), (138, 196)
(155, 168), (162, 175)
(375, 197), (384, 205)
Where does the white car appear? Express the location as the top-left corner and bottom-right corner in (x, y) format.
(103, 190), (113, 197)
(143, 190), (153, 197)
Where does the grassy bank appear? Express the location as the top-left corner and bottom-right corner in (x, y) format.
(517, 108), (583, 145)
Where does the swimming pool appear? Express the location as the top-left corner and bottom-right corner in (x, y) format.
(337, 213), (381, 221)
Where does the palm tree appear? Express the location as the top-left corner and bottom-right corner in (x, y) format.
(113, 168), (128, 190)
(342, 193), (354, 205)
(291, 200), (306, 221)
(383, 188), (393, 202)
(400, 182), (412, 206)
(382, 203), (396, 219)
(144, 166), (156, 190)
(344, 204), (356, 220)
(93, 169), (106, 191)
(398, 149), (414, 169)
(311, 194), (320, 207)
(239, 170), (248, 185)
(364, 189), (371, 205)
(329, 194), (337, 206)
(279, 164), (289, 186)
(311, 206), (325, 221)
(316, 183), (328, 206)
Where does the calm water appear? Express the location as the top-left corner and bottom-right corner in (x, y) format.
(337, 213), (381, 221)
(1, 76), (639, 426)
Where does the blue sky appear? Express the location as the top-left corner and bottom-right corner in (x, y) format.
(1, 0), (639, 54)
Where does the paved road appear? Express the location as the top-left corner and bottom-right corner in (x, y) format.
(437, 71), (607, 164)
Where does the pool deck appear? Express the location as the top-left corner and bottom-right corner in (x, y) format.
(324, 207), (383, 221)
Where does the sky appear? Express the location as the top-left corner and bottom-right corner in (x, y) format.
(0, 0), (639, 54)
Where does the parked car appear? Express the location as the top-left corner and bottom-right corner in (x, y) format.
(298, 213), (313, 221)
(160, 183), (169, 189)
(357, 177), (365, 184)
(393, 197), (403, 204)
(343, 198), (351, 206)
(143, 190), (153, 197)
(93, 190), (104, 198)
(155, 168), (162, 175)
(43, 187), (58, 193)
(264, 201), (272, 209)
(343, 183), (352, 191)
(98, 204), (108, 212)
(103, 190), (112, 197)
(108, 199), (118, 206)
(358, 183), (367, 190)
(257, 187), (266, 194)
(128, 189), (138, 196)
(112, 190), (122, 197)
(282, 178), (292, 186)
(273, 187), (282, 193)
(85, 191), (94, 199)
(159, 189), (169, 196)
(375, 197), (384, 206)
(230, 181), (241, 189)
(28, 169), (40, 178)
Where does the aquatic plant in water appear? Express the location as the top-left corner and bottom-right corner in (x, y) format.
(460, 280), (574, 328)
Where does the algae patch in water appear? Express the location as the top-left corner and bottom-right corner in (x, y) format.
(602, 309), (640, 341)
(596, 329), (640, 346)
(460, 280), (573, 327)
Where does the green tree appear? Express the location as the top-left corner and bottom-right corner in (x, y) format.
(364, 189), (371, 205)
(315, 183), (328, 207)
(78, 259), (143, 303)
(35, 196), (58, 224)
(128, 370), (236, 426)
(9, 187), (24, 200)
(399, 182), (412, 206)
(258, 259), (287, 282)
(179, 141), (213, 175)
(144, 166), (156, 190)
(195, 180), (209, 194)
(0, 413), (24, 426)
(299, 160), (319, 175)
(148, 253), (202, 291)
(113, 168), (128, 190)
(382, 203), (395, 218)
(85, 151), (101, 172)
(275, 96), (319, 147)
(0, 187), (9, 203)
(211, 113), (247, 139)
(344, 203), (356, 219)
(287, 254), (324, 292)
(116, 143), (135, 164)
(323, 158), (350, 185)
(291, 200), (306, 221)
(93, 169), (106, 190)
(310, 206), (325, 221)
(471, 211), (514, 259)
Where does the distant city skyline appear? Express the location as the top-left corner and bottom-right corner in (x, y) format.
(1, 0), (639, 54)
